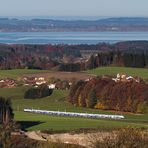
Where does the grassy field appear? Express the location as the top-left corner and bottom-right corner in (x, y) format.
(87, 67), (148, 79)
(0, 69), (48, 79)
(0, 67), (147, 131)
(0, 69), (93, 80)
(14, 111), (148, 131)
(0, 67), (147, 80)
(0, 87), (27, 99)
(0, 87), (148, 131)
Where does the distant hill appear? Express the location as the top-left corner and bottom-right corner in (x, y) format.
(1, 17), (148, 32)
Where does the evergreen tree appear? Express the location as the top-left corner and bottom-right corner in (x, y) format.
(86, 55), (96, 69)
(87, 89), (97, 108)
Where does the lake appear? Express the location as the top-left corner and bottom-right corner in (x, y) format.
(0, 32), (148, 44)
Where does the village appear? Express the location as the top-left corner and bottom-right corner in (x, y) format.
(0, 76), (71, 90)
(111, 73), (143, 83)
(0, 73), (144, 89)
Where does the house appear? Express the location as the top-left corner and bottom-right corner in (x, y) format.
(23, 77), (36, 86)
(69, 82), (72, 86)
(112, 73), (142, 83)
(23, 76), (46, 86)
(85, 78), (93, 82)
(48, 84), (56, 89)
(36, 80), (46, 85)
(35, 77), (46, 85)
(35, 77), (45, 81)
(0, 78), (17, 88)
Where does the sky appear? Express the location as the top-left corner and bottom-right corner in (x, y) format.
(0, 0), (148, 18)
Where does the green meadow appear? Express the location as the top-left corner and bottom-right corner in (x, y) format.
(0, 67), (147, 131)
(0, 67), (147, 80)
(87, 67), (148, 79)
(14, 111), (148, 131)
(0, 69), (48, 79)
(0, 87), (147, 131)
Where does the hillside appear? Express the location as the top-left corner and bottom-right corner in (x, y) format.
(0, 87), (147, 131)
(0, 41), (148, 70)
(87, 67), (148, 79)
(1, 17), (148, 32)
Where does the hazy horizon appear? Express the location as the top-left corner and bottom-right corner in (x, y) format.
(0, 16), (148, 21)
(0, 16), (111, 20)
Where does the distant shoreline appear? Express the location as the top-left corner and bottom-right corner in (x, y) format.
(0, 32), (148, 45)
(1, 17), (148, 32)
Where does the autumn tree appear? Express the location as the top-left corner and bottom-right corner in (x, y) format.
(137, 101), (148, 113)
(0, 97), (14, 125)
(0, 122), (17, 148)
(0, 97), (15, 148)
(68, 77), (148, 113)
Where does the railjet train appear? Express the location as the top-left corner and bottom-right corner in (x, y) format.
(24, 109), (125, 120)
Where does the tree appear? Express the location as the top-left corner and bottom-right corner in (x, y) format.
(87, 89), (97, 108)
(0, 122), (16, 148)
(137, 101), (148, 113)
(68, 80), (85, 104)
(24, 85), (53, 99)
(0, 97), (15, 148)
(126, 96), (133, 112)
(0, 97), (14, 125)
(85, 55), (96, 69)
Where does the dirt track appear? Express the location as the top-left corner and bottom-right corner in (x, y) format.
(25, 131), (111, 147)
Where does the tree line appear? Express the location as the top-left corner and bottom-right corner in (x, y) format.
(69, 77), (148, 113)
(0, 41), (148, 71)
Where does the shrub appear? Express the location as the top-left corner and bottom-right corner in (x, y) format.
(24, 85), (53, 99)
(89, 128), (148, 148)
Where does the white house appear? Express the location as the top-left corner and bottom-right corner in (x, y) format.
(36, 81), (46, 85)
(48, 84), (56, 89)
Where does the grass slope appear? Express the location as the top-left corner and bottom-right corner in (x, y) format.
(0, 87), (147, 131)
(14, 111), (148, 131)
(0, 69), (48, 79)
(87, 67), (148, 79)
(0, 87), (27, 99)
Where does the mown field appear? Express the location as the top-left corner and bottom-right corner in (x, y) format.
(87, 67), (148, 79)
(0, 87), (148, 131)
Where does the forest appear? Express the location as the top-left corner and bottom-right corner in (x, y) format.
(0, 41), (148, 71)
(69, 77), (148, 113)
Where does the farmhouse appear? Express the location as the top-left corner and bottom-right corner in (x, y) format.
(23, 76), (47, 86)
(112, 73), (142, 83)
(0, 78), (17, 88)
(23, 77), (36, 85)
(48, 84), (56, 89)
(35, 77), (46, 86)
